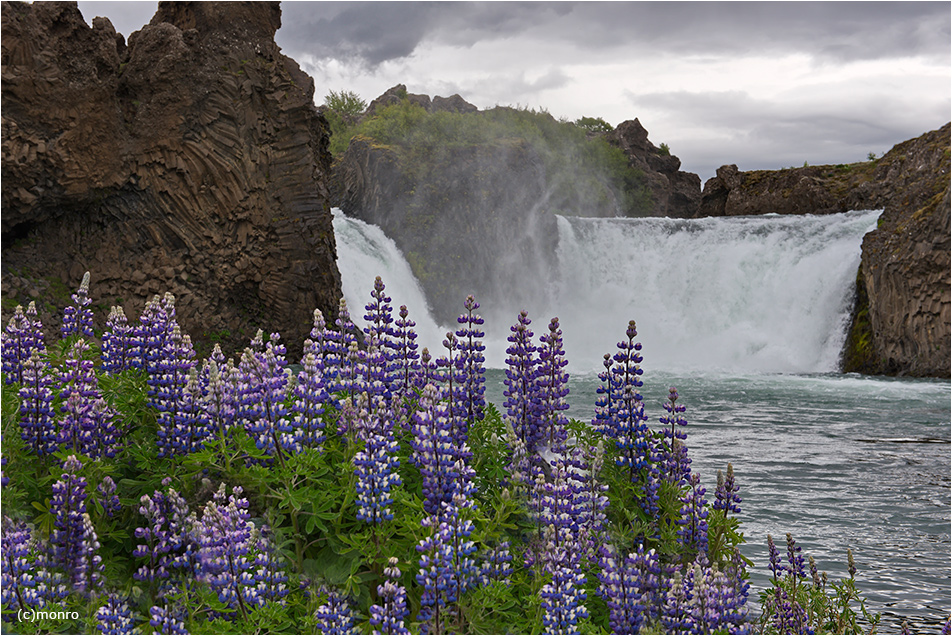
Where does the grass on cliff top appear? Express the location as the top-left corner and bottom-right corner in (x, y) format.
(330, 99), (653, 216)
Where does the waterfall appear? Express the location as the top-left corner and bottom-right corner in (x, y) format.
(332, 209), (447, 350)
(333, 207), (880, 375)
(548, 210), (880, 373)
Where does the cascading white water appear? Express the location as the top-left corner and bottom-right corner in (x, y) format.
(547, 209), (881, 373)
(333, 207), (881, 375)
(332, 209), (447, 349)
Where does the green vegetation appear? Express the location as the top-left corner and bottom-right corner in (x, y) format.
(342, 99), (653, 217)
(574, 116), (614, 133)
(323, 90), (368, 156)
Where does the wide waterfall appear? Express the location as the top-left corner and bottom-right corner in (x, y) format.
(333, 208), (880, 375)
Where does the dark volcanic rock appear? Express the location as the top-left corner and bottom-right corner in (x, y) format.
(844, 126), (951, 377)
(1, 1), (341, 357)
(365, 84), (477, 118)
(606, 118), (701, 218)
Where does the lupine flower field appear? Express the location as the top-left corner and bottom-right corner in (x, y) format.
(0, 272), (923, 634)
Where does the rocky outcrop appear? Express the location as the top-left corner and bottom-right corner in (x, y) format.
(694, 124), (950, 377)
(696, 124), (950, 219)
(606, 118), (701, 218)
(1, 1), (341, 357)
(365, 84), (478, 117)
(843, 126), (951, 377)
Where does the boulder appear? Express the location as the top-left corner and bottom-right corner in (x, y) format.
(1, 1), (341, 358)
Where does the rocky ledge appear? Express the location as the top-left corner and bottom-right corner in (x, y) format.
(1, 1), (341, 358)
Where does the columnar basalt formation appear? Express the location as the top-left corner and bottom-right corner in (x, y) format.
(1, 1), (341, 357)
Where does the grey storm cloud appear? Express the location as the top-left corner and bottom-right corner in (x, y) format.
(277, 1), (951, 67)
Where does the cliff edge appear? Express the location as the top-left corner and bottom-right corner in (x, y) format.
(1, 1), (342, 357)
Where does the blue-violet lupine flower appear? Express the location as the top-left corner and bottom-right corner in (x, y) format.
(291, 351), (328, 450)
(314, 586), (356, 635)
(536, 316), (570, 451)
(151, 324), (198, 457)
(504, 310), (543, 457)
(149, 604), (187, 635)
(677, 473), (710, 559)
(454, 295), (486, 429)
(2, 302), (46, 385)
(102, 306), (136, 374)
(416, 499), (479, 633)
(354, 431), (402, 526)
(392, 305), (420, 401)
(369, 557), (410, 635)
(657, 386), (691, 485)
(17, 351), (57, 455)
(713, 463), (742, 515)
(2, 518), (41, 611)
(252, 526), (290, 606)
(196, 485), (256, 620)
(97, 476), (122, 518)
(540, 558), (589, 635)
(61, 271), (95, 340)
(96, 594), (135, 634)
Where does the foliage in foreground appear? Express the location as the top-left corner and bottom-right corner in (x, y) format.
(0, 272), (900, 634)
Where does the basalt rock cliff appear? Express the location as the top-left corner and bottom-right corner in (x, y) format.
(697, 125), (950, 377)
(1, 1), (341, 357)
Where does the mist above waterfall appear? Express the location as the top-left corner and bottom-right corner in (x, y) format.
(334, 208), (880, 375)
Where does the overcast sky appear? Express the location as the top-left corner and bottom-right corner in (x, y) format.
(78, 1), (950, 181)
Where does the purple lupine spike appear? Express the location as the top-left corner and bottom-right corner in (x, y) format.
(323, 298), (358, 398)
(575, 441), (610, 563)
(504, 310), (543, 457)
(416, 499), (479, 633)
(102, 306), (136, 374)
(393, 305), (420, 400)
(237, 332), (295, 465)
(96, 594), (135, 634)
(410, 384), (474, 518)
(2, 518), (42, 612)
(363, 277), (397, 394)
(291, 351), (328, 450)
(149, 604), (187, 635)
(657, 386), (691, 485)
(55, 339), (121, 458)
(455, 295), (486, 429)
(598, 320), (650, 482)
(202, 357), (236, 445)
(61, 271), (95, 340)
(50, 456), (103, 595)
(314, 585), (356, 635)
(677, 473), (710, 558)
(169, 368), (209, 456)
(537, 453), (585, 566)
(353, 430), (402, 526)
(97, 476), (122, 518)
(3, 303), (46, 385)
(536, 317), (570, 451)
(713, 463), (742, 515)
(415, 346), (441, 392)
(253, 526), (290, 606)
(784, 533), (806, 580)
(437, 330), (470, 447)
(540, 557), (589, 635)
(133, 491), (175, 600)
(152, 325), (198, 458)
(597, 546), (646, 635)
(134, 295), (168, 372)
(667, 557), (749, 634)
(17, 351), (57, 455)
(369, 557), (410, 635)
(479, 541), (514, 587)
(196, 485), (256, 621)
(767, 534), (785, 580)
